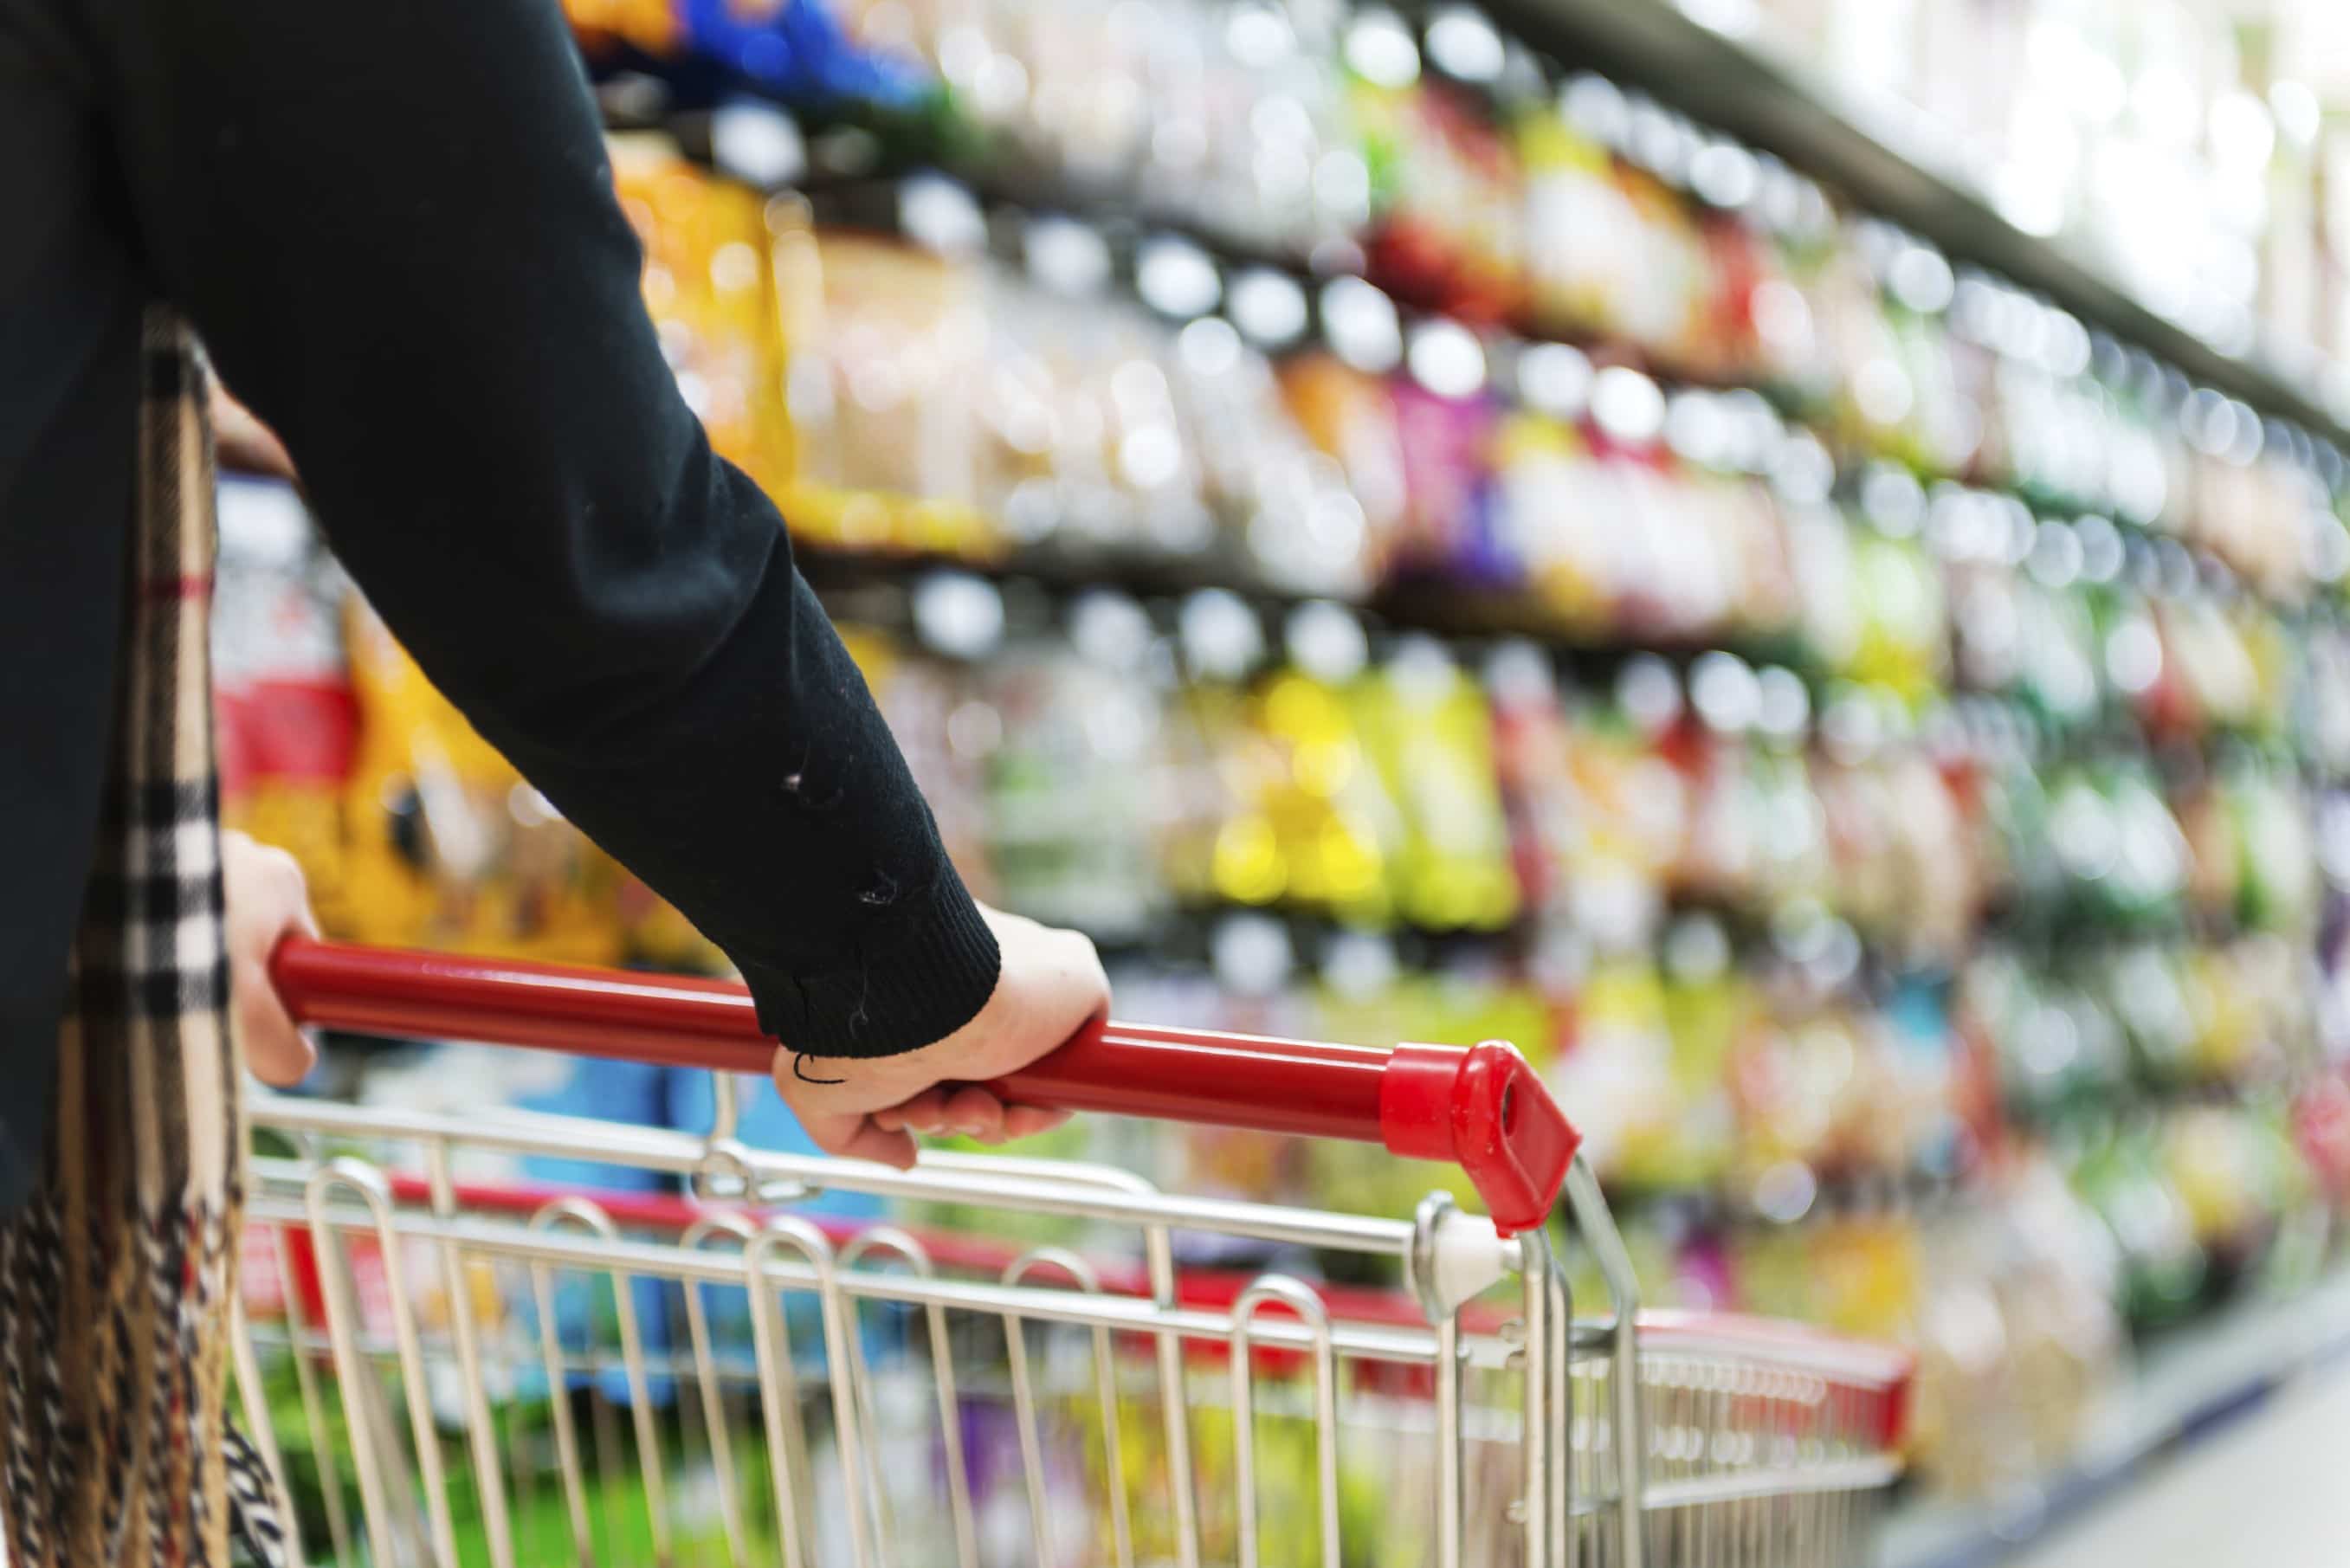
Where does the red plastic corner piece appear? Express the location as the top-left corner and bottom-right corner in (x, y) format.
(1378, 1041), (1580, 1236)
(1878, 1359), (1916, 1454)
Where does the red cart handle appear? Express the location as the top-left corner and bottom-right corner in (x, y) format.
(269, 939), (1579, 1234)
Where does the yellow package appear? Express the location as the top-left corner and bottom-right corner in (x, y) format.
(1350, 646), (1520, 932)
(1843, 532), (1949, 703)
(223, 784), (354, 936)
(610, 136), (792, 497)
(765, 208), (999, 558)
(562, 0), (678, 55)
(1199, 668), (1398, 921)
(216, 682), (361, 940)
(340, 601), (625, 966)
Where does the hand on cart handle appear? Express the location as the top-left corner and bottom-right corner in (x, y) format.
(224, 829), (322, 1089)
(269, 932), (1583, 1232)
(209, 380), (296, 482)
(772, 903), (1106, 1168)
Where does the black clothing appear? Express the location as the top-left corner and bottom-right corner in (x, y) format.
(0, 0), (998, 1205)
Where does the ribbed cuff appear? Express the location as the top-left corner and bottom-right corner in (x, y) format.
(736, 875), (1001, 1057)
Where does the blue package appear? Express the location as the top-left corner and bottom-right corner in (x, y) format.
(509, 1055), (905, 1404)
(675, 0), (931, 108)
(514, 1057), (677, 1403)
(517, 1055), (669, 1196)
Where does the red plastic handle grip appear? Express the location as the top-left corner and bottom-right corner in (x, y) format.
(268, 939), (1580, 1233)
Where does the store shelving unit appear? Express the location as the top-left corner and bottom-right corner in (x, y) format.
(1422, 5), (2350, 1561)
(212, 4), (2350, 1558)
(1494, 0), (2350, 447)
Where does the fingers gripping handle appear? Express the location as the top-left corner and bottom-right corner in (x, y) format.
(270, 939), (1580, 1231)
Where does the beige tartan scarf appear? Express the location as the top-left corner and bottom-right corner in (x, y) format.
(0, 311), (287, 1566)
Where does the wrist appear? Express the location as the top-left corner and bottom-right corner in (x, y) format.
(736, 874), (1001, 1055)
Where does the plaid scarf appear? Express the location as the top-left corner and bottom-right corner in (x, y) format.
(0, 311), (287, 1566)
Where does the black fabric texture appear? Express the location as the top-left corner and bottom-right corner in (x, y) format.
(0, 0), (1002, 1205)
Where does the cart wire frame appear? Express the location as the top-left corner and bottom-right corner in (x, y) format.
(237, 939), (1910, 1568)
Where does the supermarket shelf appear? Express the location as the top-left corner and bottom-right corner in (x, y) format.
(1493, 0), (2350, 449)
(1875, 1268), (2350, 1568)
(798, 539), (1808, 673)
(800, 540), (2348, 793)
(593, 1), (2350, 449)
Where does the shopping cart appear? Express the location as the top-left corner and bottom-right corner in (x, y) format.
(243, 939), (1912, 1568)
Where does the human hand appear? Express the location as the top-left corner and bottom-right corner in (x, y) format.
(771, 904), (1107, 1168)
(223, 829), (320, 1087)
(210, 382), (295, 482)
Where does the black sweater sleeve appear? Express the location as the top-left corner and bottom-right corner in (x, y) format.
(82, 0), (999, 1053)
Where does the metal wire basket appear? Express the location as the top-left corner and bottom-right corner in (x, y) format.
(237, 939), (1911, 1567)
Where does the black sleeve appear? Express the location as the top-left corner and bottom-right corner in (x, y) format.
(83, 0), (998, 1053)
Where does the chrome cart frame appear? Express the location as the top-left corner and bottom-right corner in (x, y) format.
(236, 939), (1909, 1568)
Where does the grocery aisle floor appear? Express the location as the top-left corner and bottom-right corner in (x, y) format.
(1996, 1360), (2350, 1568)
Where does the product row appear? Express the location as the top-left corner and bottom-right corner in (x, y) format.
(213, 508), (2344, 989)
(850, 593), (2347, 959)
(585, 3), (2350, 605)
(613, 139), (2350, 766)
(1742, 0), (2347, 374)
(212, 488), (2350, 1201)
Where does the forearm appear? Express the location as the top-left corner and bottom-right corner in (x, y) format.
(91, 0), (997, 1047)
(469, 535), (1002, 1052)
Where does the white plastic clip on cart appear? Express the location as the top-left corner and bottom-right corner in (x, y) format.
(242, 939), (1913, 1567)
